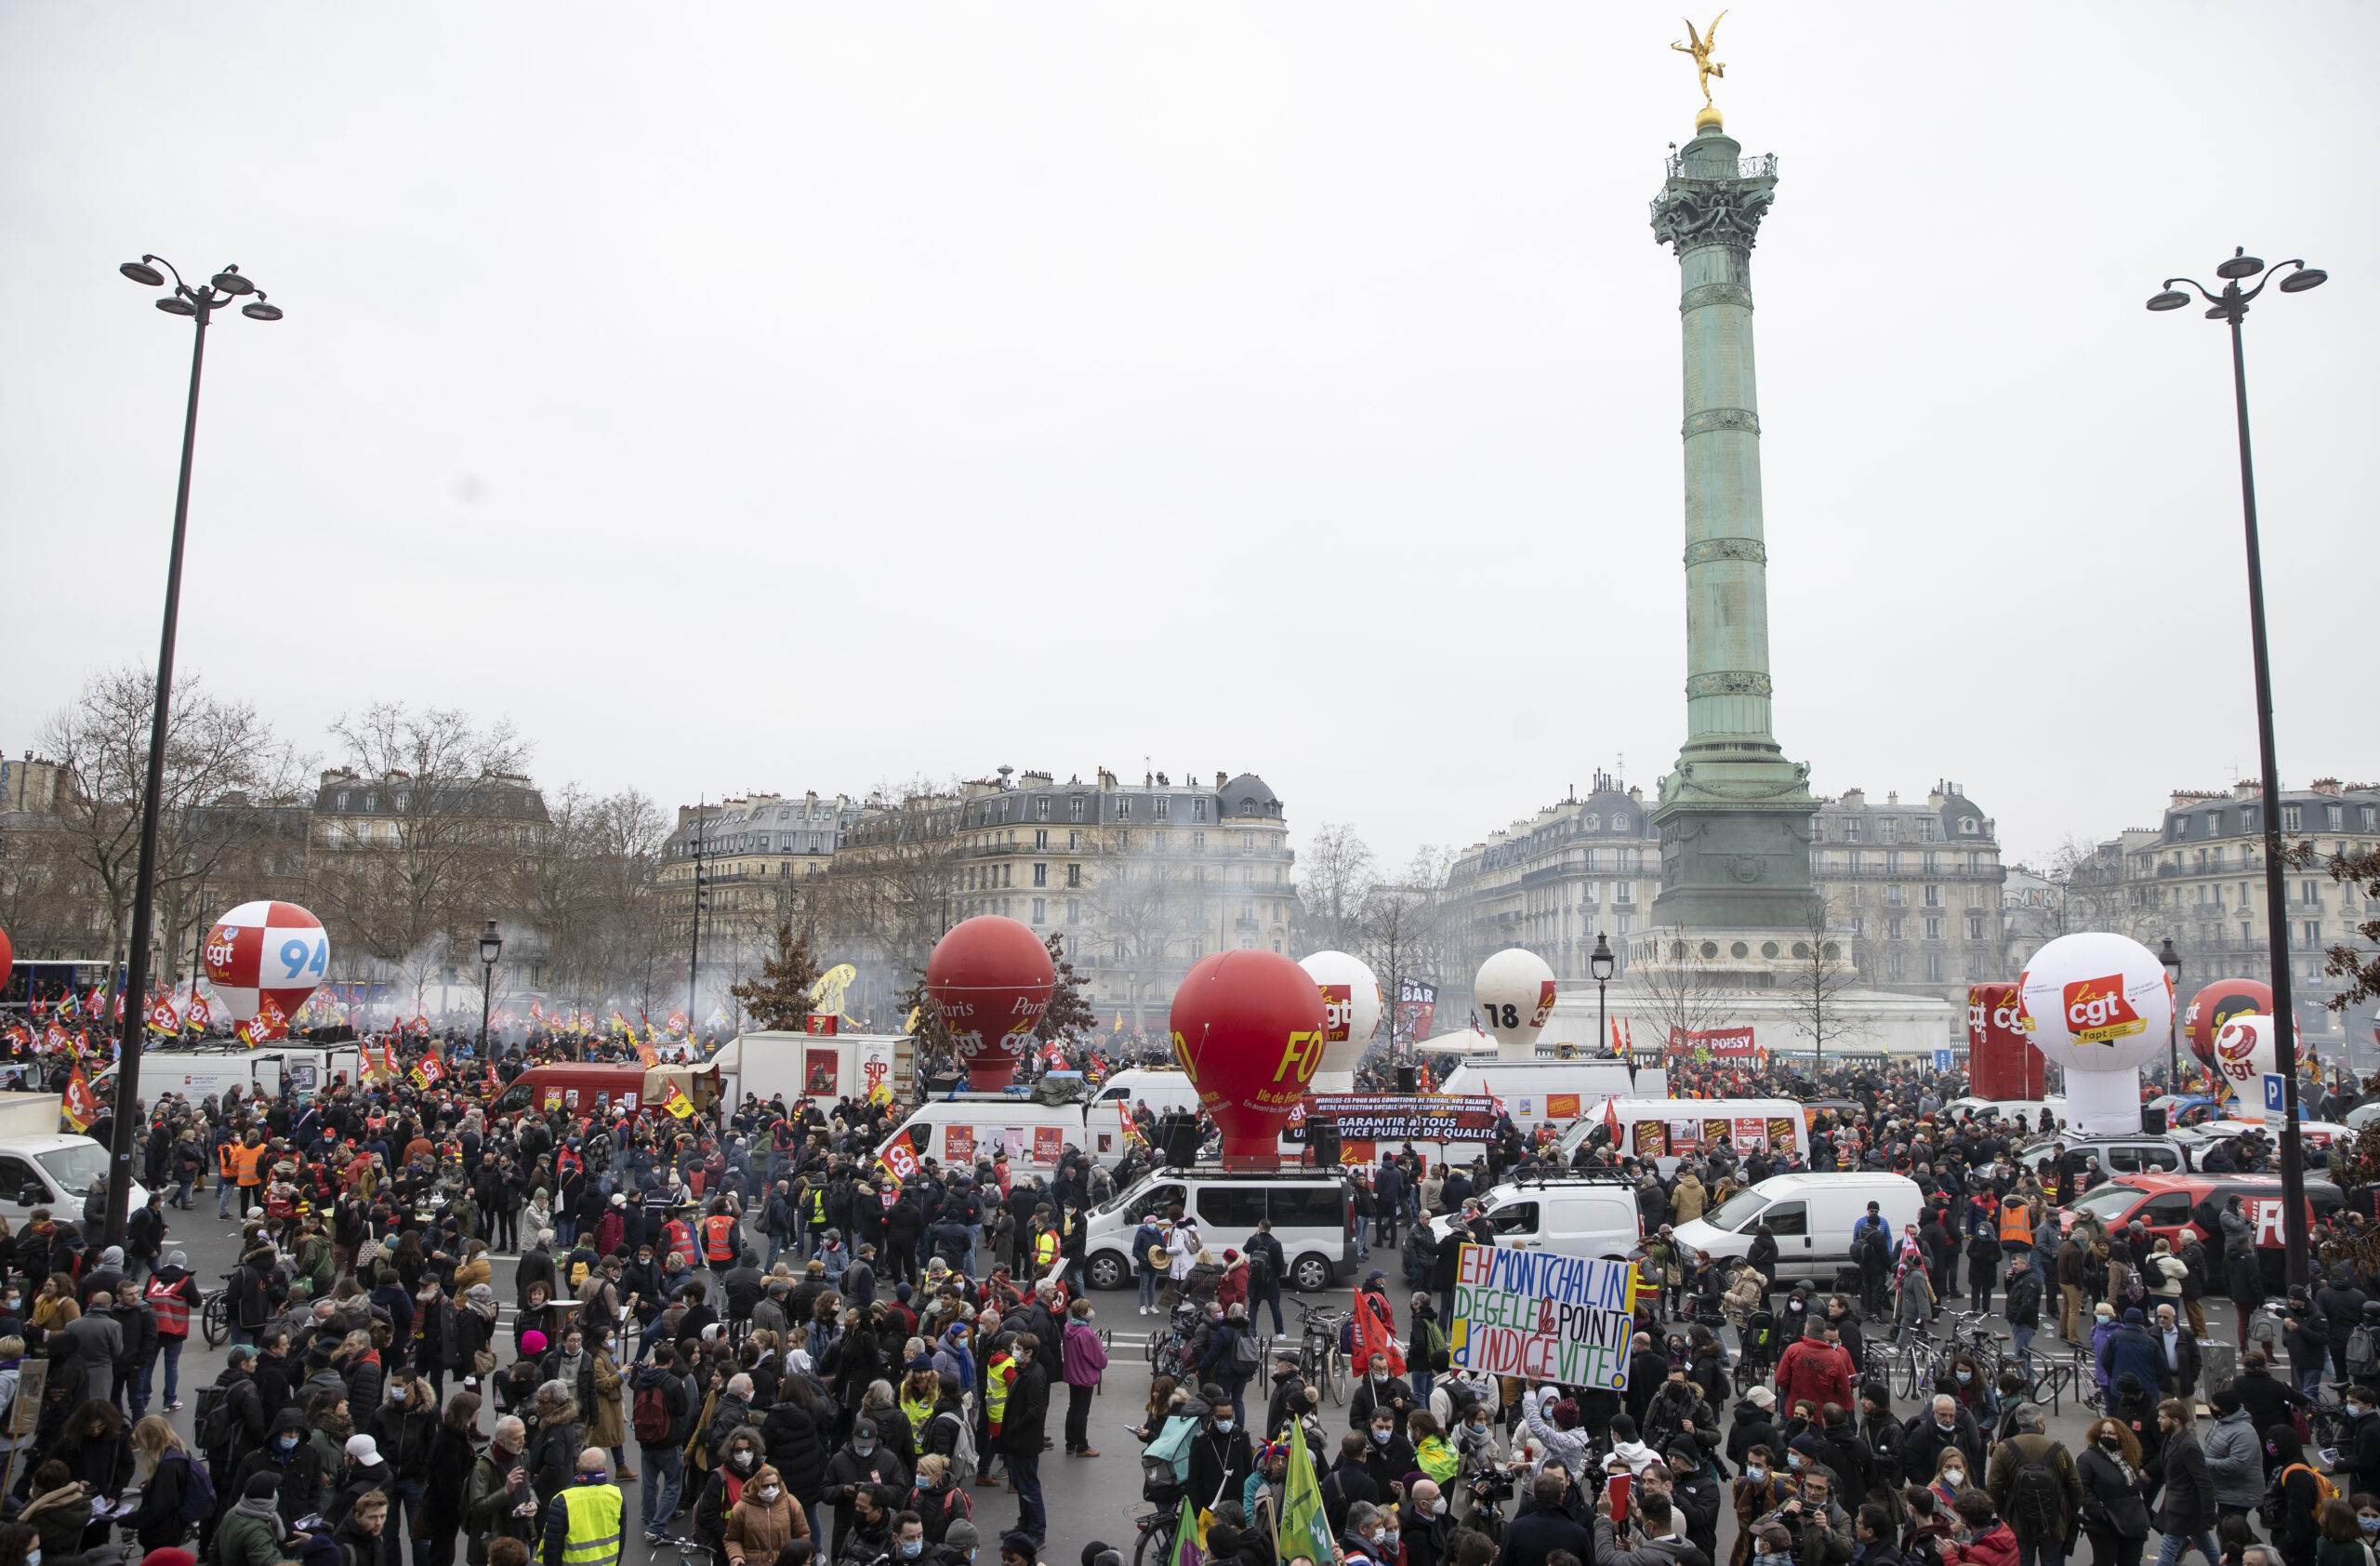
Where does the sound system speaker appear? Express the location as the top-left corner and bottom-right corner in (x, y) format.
(2142, 1105), (2167, 1135)
(1163, 1121), (1200, 1168)
(1396, 1066), (1419, 1094)
(1309, 1119), (1342, 1168)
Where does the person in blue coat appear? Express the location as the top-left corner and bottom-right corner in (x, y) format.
(2096, 1306), (2164, 1399)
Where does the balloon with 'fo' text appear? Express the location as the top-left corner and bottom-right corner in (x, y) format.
(0, 924), (11, 986)
(1170, 949), (1329, 1164)
(923, 915), (1055, 1090)
(204, 900), (328, 1025)
(1475, 947), (1558, 1058)
(2184, 978), (2273, 1068)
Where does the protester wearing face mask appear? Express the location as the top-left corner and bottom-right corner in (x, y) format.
(1360, 1410), (1416, 1499)
(2337, 1387), (2380, 1499)
(231, 1409), (326, 1533)
(1189, 1398), (1255, 1526)
(1349, 1351), (1416, 1440)
(722, 1461), (808, 1566)
(1900, 1395), (1980, 1493)
(1397, 1479), (1453, 1566)
(821, 1419), (910, 1556)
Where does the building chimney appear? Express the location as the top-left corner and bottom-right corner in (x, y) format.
(2312, 777), (2343, 795)
(1215, 771), (1227, 789)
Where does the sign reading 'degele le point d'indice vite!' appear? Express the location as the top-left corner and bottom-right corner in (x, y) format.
(1448, 1243), (1638, 1388)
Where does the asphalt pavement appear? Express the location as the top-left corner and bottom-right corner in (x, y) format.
(132, 1207), (2266, 1566)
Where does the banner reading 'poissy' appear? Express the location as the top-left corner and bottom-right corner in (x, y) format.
(1448, 1242), (1637, 1388)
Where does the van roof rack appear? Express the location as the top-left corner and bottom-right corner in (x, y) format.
(1501, 1169), (1641, 1191)
(1144, 1163), (1349, 1182)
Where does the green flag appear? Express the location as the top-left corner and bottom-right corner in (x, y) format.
(1169, 1496), (1203, 1566)
(1277, 1418), (1335, 1566)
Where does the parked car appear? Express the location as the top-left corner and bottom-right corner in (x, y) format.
(2054, 1172), (2344, 1291)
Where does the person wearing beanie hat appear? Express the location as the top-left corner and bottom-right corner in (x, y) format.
(142, 1550), (201, 1566)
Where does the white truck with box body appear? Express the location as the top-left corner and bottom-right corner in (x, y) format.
(712, 1031), (909, 1110)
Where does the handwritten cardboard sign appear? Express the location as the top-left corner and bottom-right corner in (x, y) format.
(1448, 1243), (1638, 1389)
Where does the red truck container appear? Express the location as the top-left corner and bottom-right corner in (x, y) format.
(485, 1062), (723, 1123)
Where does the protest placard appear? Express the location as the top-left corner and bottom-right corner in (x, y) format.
(1448, 1242), (1638, 1388)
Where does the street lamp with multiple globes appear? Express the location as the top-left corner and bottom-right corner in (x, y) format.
(2146, 246), (2326, 1289)
(478, 920), (503, 1057)
(104, 257), (281, 1248)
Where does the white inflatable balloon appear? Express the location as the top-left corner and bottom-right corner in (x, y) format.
(1475, 947), (1558, 1061)
(2210, 1014), (2279, 1118)
(2016, 932), (2175, 1135)
(1299, 949), (1383, 1095)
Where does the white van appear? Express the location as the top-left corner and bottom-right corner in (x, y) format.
(1944, 1097), (2069, 1132)
(0, 1095), (151, 1228)
(1082, 1166), (1356, 1293)
(1437, 1060), (1664, 1141)
(1423, 1172), (1642, 1260)
(878, 1093), (1138, 1174)
(1091, 1070), (1205, 1121)
(1551, 1096), (1810, 1174)
(1670, 1172), (1924, 1285)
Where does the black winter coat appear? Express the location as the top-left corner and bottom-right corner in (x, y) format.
(760, 1400), (830, 1504)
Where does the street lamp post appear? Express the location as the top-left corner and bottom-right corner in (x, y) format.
(2147, 246), (2327, 1290)
(103, 257), (281, 1248)
(478, 920), (502, 1058)
(1592, 932), (1616, 1064)
(2158, 936), (2183, 1099)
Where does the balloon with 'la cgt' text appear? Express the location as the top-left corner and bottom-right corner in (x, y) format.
(1296, 949), (1382, 1090)
(204, 900), (328, 1026)
(1170, 949), (1329, 1165)
(2183, 977), (2272, 1068)
(0, 924), (11, 986)
(923, 915), (1055, 1091)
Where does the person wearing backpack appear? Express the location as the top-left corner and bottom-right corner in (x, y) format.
(2264, 1425), (2331, 1566)
(1243, 1219), (1286, 1335)
(122, 1413), (212, 1550)
(1198, 1301), (1256, 1427)
(1059, 1295), (1109, 1459)
(2347, 1302), (2380, 1397)
(1984, 1403), (2082, 1566)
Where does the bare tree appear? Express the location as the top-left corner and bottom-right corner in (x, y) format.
(1778, 894), (1878, 1072)
(1623, 925), (1745, 1051)
(311, 702), (537, 1008)
(1292, 822), (1377, 957)
(1093, 861), (1196, 1032)
(2046, 835), (2136, 937)
(815, 781), (963, 1012)
(38, 667), (305, 988)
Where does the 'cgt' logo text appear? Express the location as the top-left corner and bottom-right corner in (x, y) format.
(2063, 975), (2145, 1043)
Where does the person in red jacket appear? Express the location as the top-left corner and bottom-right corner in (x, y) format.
(1774, 1320), (1856, 1422)
(1939, 1486), (2018, 1566)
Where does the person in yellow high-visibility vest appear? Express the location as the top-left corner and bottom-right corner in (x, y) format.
(544, 1447), (624, 1566)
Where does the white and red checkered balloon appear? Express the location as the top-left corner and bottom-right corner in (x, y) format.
(204, 900), (328, 1025)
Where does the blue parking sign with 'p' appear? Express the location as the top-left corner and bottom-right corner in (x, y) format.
(2264, 1072), (2288, 1119)
(1934, 1049), (1953, 1072)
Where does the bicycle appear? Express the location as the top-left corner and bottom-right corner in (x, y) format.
(1133, 1494), (1182, 1566)
(1291, 1297), (1349, 1407)
(200, 1276), (231, 1348)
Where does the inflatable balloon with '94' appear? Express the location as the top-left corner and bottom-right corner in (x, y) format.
(204, 901), (328, 1029)
(2015, 931), (2175, 1135)
(1296, 949), (1382, 1095)
(1170, 949), (1329, 1166)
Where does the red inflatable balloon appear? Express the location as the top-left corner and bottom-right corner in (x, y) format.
(924, 916), (1056, 1090)
(2183, 978), (2272, 1067)
(1170, 949), (1330, 1165)
(0, 925), (11, 989)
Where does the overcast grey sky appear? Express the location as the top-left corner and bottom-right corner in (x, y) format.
(5, 5), (2375, 872)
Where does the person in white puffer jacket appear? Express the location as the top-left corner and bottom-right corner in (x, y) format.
(1519, 1383), (1593, 1480)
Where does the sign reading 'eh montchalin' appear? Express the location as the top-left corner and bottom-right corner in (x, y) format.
(1448, 1242), (1638, 1388)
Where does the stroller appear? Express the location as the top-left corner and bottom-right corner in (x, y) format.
(1733, 1308), (1780, 1395)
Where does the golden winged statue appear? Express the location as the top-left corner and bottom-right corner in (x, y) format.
(1672, 11), (1726, 112)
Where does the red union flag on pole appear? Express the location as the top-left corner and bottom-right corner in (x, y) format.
(61, 1066), (99, 1132)
(146, 995), (179, 1037)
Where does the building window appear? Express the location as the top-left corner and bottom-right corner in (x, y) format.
(1033, 829), (1048, 851)
(1844, 819), (1862, 843)
(1923, 884), (1941, 908)
(1156, 797), (1170, 821)
(1925, 951), (1944, 981)
(2282, 805), (2302, 831)
(1922, 851), (1938, 873)
(1960, 816), (1978, 835)
(1067, 829), (1081, 852)
(1117, 831), (1130, 853)
(1881, 818), (1900, 843)
(1918, 819), (1937, 843)
(2302, 880), (2320, 905)
(1884, 851), (1901, 874)
(1191, 831), (1206, 852)
(1613, 814), (1629, 829)
(1615, 883), (1635, 905)
(1066, 864), (1081, 887)
(1967, 916), (1985, 940)
(1066, 899), (1079, 923)
(2363, 805), (2376, 831)
(1885, 884), (1905, 907)
(1964, 851), (1980, 872)
(1924, 917), (1942, 940)
(1070, 797), (1086, 821)
(1033, 863), (1047, 887)
(1889, 949), (1906, 979)
(1117, 799), (1131, 819)
(2304, 920), (2321, 945)
(1031, 897), (1046, 924)
(1035, 796), (1051, 821)
(1154, 831), (1169, 854)
(1616, 914), (1632, 935)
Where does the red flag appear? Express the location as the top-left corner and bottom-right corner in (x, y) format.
(61, 1066), (99, 1132)
(146, 995), (178, 1037)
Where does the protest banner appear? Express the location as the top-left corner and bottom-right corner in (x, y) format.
(1290, 1094), (1500, 1143)
(1448, 1242), (1638, 1388)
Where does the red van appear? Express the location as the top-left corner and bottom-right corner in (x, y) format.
(2056, 1172), (2343, 1291)
(486, 1063), (723, 1124)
